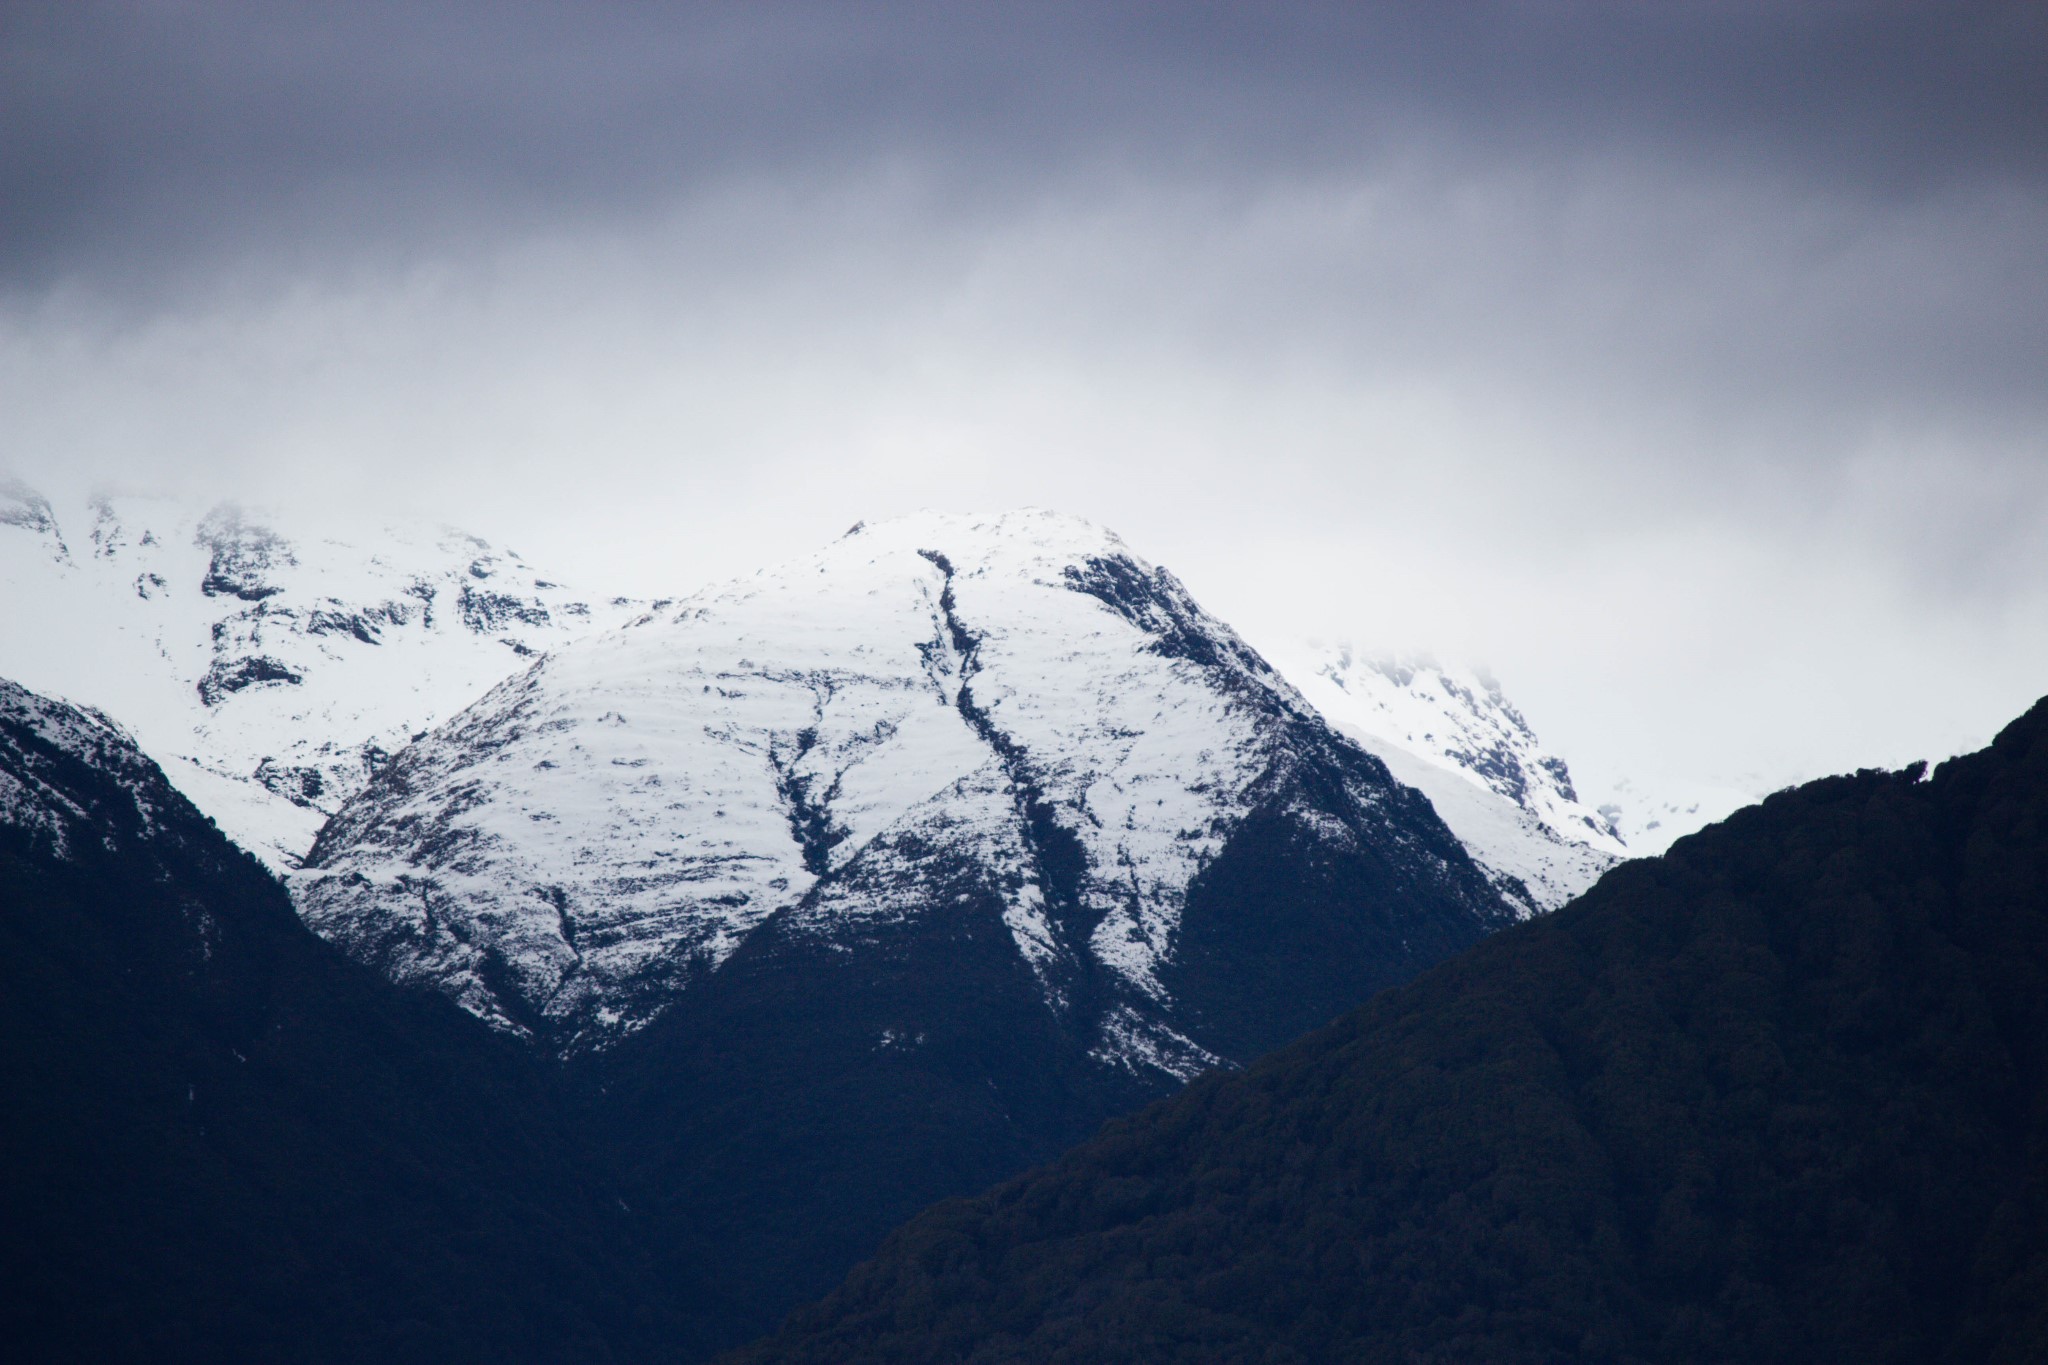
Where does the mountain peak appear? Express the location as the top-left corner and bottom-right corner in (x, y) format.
(297, 512), (1503, 1057)
(0, 488), (644, 870)
(1260, 641), (1626, 917)
(1292, 644), (1621, 847)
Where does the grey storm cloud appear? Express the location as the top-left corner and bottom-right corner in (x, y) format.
(4, 1), (2045, 288)
(7, 1), (2042, 429)
(2, 1), (2045, 807)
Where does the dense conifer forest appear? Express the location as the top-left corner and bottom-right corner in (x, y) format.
(735, 699), (2048, 1364)
(0, 689), (677, 1364)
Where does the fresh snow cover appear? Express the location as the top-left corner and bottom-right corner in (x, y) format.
(1271, 641), (1755, 859)
(1268, 644), (1627, 914)
(0, 678), (182, 863)
(0, 480), (642, 870)
(4, 475), (1638, 1068)
(296, 509), (1462, 1060)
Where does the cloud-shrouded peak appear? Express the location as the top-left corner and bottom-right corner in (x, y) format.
(295, 509), (1503, 1055)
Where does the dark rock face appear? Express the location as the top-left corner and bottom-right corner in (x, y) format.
(196, 504), (294, 600)
(0, 679), (678, 1365)
(732, 699), (2048, 1365)
(1158, 727), (1500, 1063)
(253, 756), (327, 805)
(195, 653), (304, 706)
(1060, 554), (1271, 676)
(458, 581), (555, 633)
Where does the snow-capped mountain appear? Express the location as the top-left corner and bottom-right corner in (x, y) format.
(0, 676), (191, 864)
(297, 510), (1510, 1066)
(0, 479), (643, 870)
(2, 498), (1636, 1355)
(1269, 644), (1626, 914)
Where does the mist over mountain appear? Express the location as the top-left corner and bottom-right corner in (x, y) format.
(1273, 644), (1634, 897)
(0, 499), (1633, 1356)
(5, 8), (2041, 1363)
(17, 492), (2033, 1362)
(7, 497), (2043, 1360)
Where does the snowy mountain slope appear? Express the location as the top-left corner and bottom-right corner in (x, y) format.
(0, 677), (187, 863)
(1342, 731), (1619, 916)
(0, 480), (642, 870)
(1269, 644), (1627, 913)
(1273, 644), (1757, 860)
(297, 510), (1510, 1065)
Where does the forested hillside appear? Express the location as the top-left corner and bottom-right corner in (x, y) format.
(737, 699), (2048, 1364)
(0, 681), (676, 1364)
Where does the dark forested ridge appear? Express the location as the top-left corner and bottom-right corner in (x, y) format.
(733, 699), (2048, 1364)
(0, 682), (676, 1364)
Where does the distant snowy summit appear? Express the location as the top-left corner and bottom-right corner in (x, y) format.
(0, 479), (642, 869)
(3, 480), (1653, 1076)
(296, 510), (1511, 1068)
(1270, 644), (1759, 865)
(1269, 646), (1626, 915)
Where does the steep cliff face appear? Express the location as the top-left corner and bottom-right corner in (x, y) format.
(0, 484), (642, 869)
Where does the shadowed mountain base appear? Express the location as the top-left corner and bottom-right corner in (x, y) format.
(733, 699), (2048, 1365)
(0, 683), (678, 1365)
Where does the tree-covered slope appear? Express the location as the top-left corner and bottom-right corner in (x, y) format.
(734, 698), (2048, 1365)
(0, 679), (674, 1365)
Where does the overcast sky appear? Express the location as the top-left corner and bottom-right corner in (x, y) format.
(4, 1), (2045, 805)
